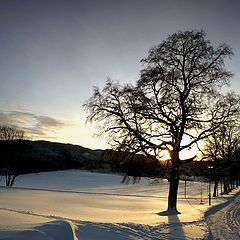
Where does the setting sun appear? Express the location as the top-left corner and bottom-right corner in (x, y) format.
(158, 150), (171, 161)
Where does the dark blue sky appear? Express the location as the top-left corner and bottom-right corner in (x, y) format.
(0, 0), (239, 148)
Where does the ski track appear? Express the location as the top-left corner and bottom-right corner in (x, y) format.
(223, 196), (240, 239)
(206, 191), (240, 240)
(0, 186), (168, 199)
(0, 207), (207, 240)
(0, 186), (208, 200)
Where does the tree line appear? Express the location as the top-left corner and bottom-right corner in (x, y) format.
(201, 120), (240, 196)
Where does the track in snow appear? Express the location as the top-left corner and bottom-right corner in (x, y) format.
(0, 185), (207, 200)
(205, 191), (240, 240)
(0, 207), (206, 240)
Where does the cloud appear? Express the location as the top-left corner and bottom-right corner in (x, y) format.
(37, 116), (67, 128)
(0, 110), (72, 140)
(0, 101), (31, 111)
(8, 111), (36, 123)
(0, 111), (30, 128)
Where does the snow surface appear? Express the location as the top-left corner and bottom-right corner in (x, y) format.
(0, 170), (239, 240)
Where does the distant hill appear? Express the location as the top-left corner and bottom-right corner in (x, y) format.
(0, 140), (112, 174)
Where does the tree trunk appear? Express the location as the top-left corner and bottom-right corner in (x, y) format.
(168, 176), (180, 211)
(167, 148), (181, 212)
(10, 174), (17, 187)
(213, 181), (218, 197)
(5, 169), (11, 187)
(224, 180), (230, 194)
(236, 180), (239, 188)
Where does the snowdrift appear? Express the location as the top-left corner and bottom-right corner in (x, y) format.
(0, 220), (77, 240)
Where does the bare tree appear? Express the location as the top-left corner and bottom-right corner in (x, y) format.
(202, 129), (223, 197)
(202, 117), (240, 196)
(0, 125), (24, 140)
(0, 125), (25, 186)
(84, 30), (239, 212)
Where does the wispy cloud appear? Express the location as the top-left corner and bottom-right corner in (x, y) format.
(37, 115), (67, 128)
(0, 101), (32, 111)
(0, 110), (72, 140)
(0, 104), (108, 149)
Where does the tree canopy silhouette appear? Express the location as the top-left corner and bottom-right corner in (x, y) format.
(84, 30), (239, 212)
(0, 125), (25, 186)
(202, 117), (240, 195)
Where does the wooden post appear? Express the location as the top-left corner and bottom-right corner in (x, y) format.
(184, 180), (187, 198)
(209, 182), (211, 205)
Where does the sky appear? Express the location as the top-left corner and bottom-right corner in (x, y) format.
(0, 0), (240, 150)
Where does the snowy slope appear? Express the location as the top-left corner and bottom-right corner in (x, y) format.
(0, 170), (239, 240)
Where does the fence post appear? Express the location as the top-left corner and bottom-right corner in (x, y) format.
(185, 180), (187, 198)
(200, 181), (203, 204)
(209, 182), (211, 205)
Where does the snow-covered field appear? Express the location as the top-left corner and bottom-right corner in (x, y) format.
(0, 170), (239, 240)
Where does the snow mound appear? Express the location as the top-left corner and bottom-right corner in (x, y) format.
(0, 220), (78, 240)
